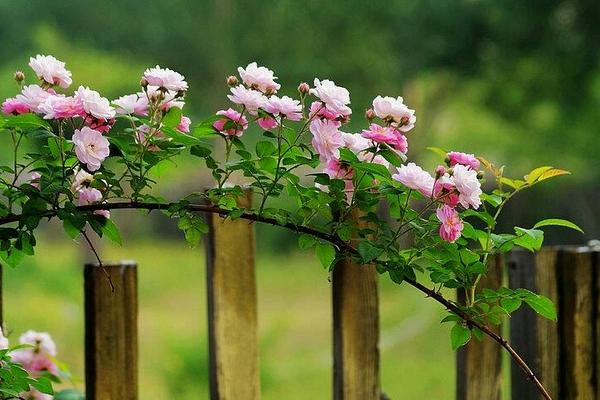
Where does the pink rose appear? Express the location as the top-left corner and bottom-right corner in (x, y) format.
(16, 85), (53, 113)
(451, 164), (482, 209)
(72, 127), (110, 171)
(309, 101), (340, 122)
(257, 117), (278, 130)
(227, 86), (266, 115)
(310, 119), (345, 162)
(1, 97), (30, 115)
(264, 95), (302, 121)
(77, 187), (110, 218)
(433, 173), (459, 207)
(447, 151), (480, 170)
(310, 79), (352, 117)
(177, 116), (191, 133)
(113, 94), (149, 116)
(392, 163), (435, 197)
(28, 54), (72, 88)
(75, 86), (115, 119)
(143, 66), (188, 92)
(361, 123), (408, 153)
(372, 95), (416, 132)
(71, 168), (94, 192)
(213, 108), (249, 137)
(237, 62), (280, 94)
(341, 133), (390, 168)
(38, 95), (85, 119)
(436, 205), (464, 243)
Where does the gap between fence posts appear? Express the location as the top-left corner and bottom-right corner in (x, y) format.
(332, 209), (380, 400)
(84, 261), (138, 400)
(204, 188), (260, 400)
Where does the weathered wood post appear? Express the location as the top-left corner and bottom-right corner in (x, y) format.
(508, 247), (598, 400)
(332, 210), (380, 400)
(204, 188), (260, 400)
(84, 262), (138, 400)
(456, 254), (504, 400)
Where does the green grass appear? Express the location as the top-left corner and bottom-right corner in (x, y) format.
(2, 229), (454, 399)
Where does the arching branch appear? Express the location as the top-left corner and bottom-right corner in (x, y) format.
(0, 201), (552, 400)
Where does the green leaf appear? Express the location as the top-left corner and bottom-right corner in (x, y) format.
(298, 234), (317, 250)
(513, 227), (544, 251)
(525, 166), (570, 184)
(500, 298), (522, 313)
(533, 218), (583, 233)
(161, 126), (200, 145)
(162, 107), (183, 128)
(499, 177), (527, 190)
(352, 162), (390, 180)
(100, 218), (122, 246)
(357, 241), (384, 263)
(339, 148), (359, 163)
(30, 376), (54, 395)
(190, 144), (212, 158)
(450, 323), (471, 350)
(315, 241), (336, 269)
(256, 141), (277, 157)
(524, 295), (557, 321)
(3, 113), (51, 130)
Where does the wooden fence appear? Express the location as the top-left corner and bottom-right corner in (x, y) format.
(7, 205), (599, 399)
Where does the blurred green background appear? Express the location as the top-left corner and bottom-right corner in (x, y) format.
(0, 0), (597, 398)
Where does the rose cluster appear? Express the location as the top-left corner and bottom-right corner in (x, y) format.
(2, 55), (193, 221)
(0, 328), (60, 400)
(214, 62), (482, 243)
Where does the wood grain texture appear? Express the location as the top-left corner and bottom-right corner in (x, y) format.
(205, 189), (259, 400)
(332, 210), (380, 400)
(84, 262), (138, 400)
(559, 248), (595, 400)
(508, 249), (560, 400)
(456, 254), (503, 400)
(535, 248), (560, 399)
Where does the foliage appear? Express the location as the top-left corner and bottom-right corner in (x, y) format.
(0, 55), (582, 398)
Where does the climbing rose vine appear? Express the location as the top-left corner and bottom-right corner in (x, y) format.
(0, 328), (80, 399)
(0, 55), (582, 399)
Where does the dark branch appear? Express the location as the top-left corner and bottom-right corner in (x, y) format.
(0, 200), (552, 400)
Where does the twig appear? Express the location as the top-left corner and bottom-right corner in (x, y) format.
(81, 229), (115, 292)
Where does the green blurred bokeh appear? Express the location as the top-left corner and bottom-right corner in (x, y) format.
(0, 0), (598, 398)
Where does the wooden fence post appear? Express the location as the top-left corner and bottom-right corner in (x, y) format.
(84, 262), (138, 400)
(558, 248), (596, 399)
(456, 254), (504, 400)
(508, 249), (560, 400)
(204, 189), (259, 400)
(332, 210), (380, 400)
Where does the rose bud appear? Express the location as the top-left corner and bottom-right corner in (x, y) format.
(365, 108), (376, 121)
(298, 82), (310, 95)
(226, 75), (239, 87)
(14, 71), (25, 83)
(435, 165), (446, 178)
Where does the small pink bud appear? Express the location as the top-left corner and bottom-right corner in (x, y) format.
(298, 82), (310, 95)
(14, 71), (25, 83)
(435, 165), (446, 178)
(365, 108), (376, 121)
(226, 76), (239, 87)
